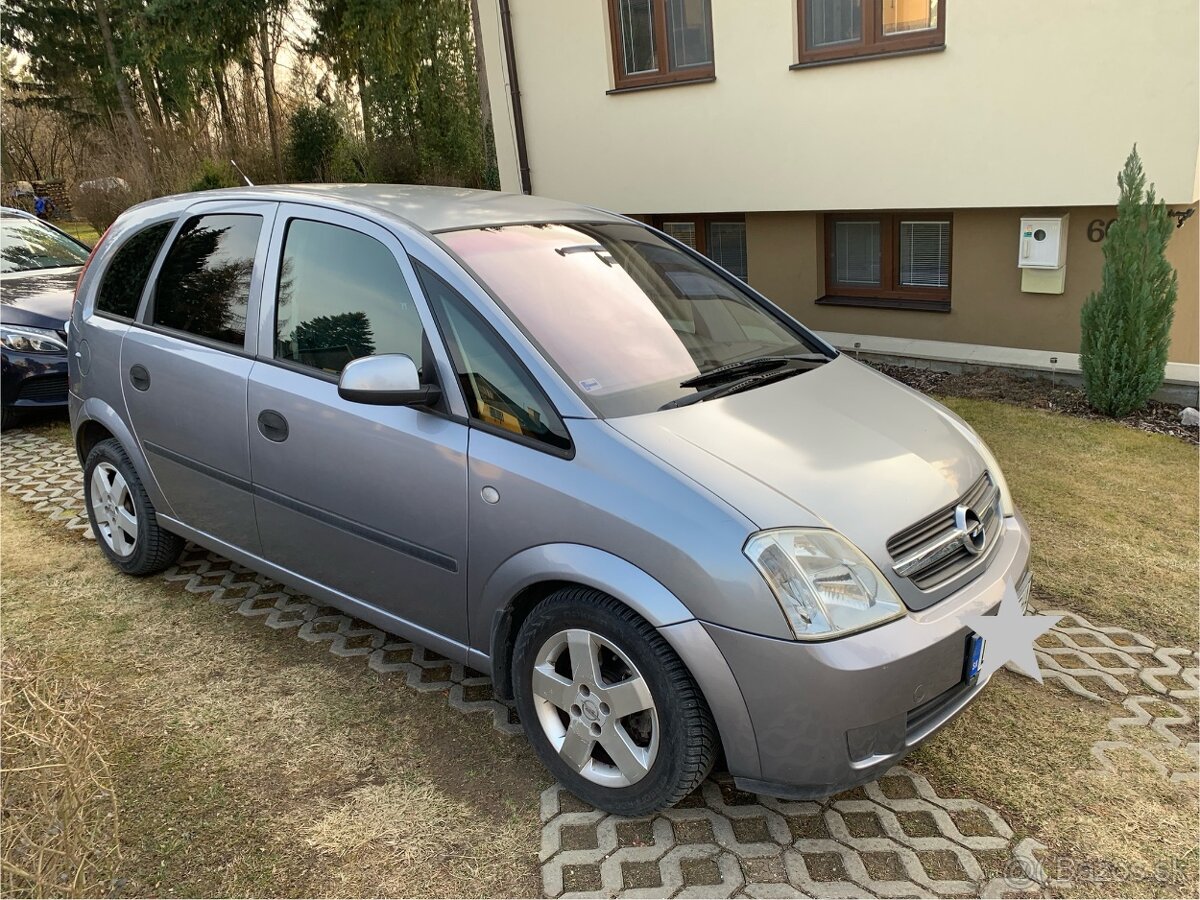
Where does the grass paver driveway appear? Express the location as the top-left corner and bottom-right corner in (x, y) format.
(1, 396), (1196, 898)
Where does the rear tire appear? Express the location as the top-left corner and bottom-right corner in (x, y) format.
(513, 587), (718, 816)
(83, 438), (184, 575)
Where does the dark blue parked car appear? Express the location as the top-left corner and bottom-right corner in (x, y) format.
(1, 208), (91, 428)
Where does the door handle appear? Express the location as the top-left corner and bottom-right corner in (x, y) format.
(257, 409), (289, 442)
(129, 364), (151, 391)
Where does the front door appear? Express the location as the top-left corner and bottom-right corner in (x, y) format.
(122, 201), (276, 553)
(247, 205), (469, 646)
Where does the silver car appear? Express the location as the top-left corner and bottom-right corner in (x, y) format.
(69, 186), (1031, 815)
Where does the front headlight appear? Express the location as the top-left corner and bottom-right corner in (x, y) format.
(0, 324), (67, 354)
(744, 528), (905, 640)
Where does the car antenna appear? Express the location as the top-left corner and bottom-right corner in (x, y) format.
(230, 159), (254, 187)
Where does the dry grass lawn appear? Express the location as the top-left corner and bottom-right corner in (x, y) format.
(912, 671), (1198, 898)
(1, 650), (121, 896)
(0, 494), (546, 897)
(53, 221), (101, 247)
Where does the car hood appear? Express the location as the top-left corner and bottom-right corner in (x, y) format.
(609, 355), (987, 564)
(0, 267), (79, 330)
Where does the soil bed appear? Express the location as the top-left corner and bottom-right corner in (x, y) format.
(868, 362), (1199, 445)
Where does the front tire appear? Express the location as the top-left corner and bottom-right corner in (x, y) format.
(83, 438), (184, 575)
(513, 587), (718, 816)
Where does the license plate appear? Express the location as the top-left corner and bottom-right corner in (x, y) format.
(964, 633), (986, 684)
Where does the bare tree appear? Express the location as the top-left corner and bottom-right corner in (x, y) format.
(93, 0), (154, 184)
(258, 8), (285, 181)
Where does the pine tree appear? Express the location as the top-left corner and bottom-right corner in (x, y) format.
(1080, 146), (1179, 416)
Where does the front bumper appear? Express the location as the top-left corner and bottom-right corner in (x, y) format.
(1, 349), (69, 409)
(707, 512), (1031, 799)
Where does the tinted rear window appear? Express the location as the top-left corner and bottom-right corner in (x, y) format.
(152, 214), (261, 347)
(95, 222), (174, 319)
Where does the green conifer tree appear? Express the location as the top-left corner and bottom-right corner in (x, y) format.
(1080, 146), (1178, 416)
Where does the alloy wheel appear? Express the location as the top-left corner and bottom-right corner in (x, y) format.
(531, 628), (659, 788)
(90, 462), (138, 555)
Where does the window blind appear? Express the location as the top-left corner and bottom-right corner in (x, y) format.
(807, 0), (862, 48)
(662, 221), (697, 249)
(833, 220), (880, 285)
(899, 220), (950, 287)
(707, 221), (747, 280)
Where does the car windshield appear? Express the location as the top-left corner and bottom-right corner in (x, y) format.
(440, 222), (828, 417)
(0, 217), (90, 274)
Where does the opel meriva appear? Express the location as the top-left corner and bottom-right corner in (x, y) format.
(69, 185), (1031, 815)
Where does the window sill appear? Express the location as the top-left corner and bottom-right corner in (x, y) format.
(607, 74), (716, 95)
(791, 44), (945, 71)
(816, 295), (950, 313)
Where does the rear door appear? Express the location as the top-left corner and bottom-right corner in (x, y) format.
(122, 200), (275, 553)
(246, 204), (469, 646)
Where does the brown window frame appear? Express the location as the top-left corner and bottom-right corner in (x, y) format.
(651, 213), (744, 256)
(608, 0), (716, 92)
(650, 213), (747, 278)
(820, 211), (952, 311)
(795, 0), (946, 68)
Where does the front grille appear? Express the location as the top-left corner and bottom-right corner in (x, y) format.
(887, 473), (1002, 591)
(18, 375), (68, 402)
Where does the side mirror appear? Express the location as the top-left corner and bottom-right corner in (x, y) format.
(337, 354), (441, 407)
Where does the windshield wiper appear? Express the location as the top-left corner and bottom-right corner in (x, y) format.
(660, 364), (813, 411)
(678, 353), (827, 390)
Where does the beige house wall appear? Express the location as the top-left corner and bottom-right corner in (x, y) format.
(481, 0), (1200, 210)
(748, 208), (1200, 364)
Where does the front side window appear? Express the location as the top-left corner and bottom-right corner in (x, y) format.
(0, 217), (90, 273)
(152, 214), (261, 347)
(416, 262), (571, 452)
(656, 216), (747, 280)
(610, 0), (714, 90)
(439, 222), (822, 418)
(797, 0), (944, 66)
(274, 219), (425, 376)
(95, 222), (173, 319)
(824, 212), (951, 307)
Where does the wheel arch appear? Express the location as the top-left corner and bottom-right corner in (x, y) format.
(477, 544), (761, 780)
(477, 544), (692, 695)
(74, 398), (173, 516)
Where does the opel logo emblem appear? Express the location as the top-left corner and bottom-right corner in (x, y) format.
(954, 504), (986, 555)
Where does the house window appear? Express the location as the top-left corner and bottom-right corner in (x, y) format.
(796, 0), (945, 67)
(609, 0), (714, 91)
(821, 212), (951, 310)
(655, 215), (747, 280)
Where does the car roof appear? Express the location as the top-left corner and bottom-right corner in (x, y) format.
(0, 207), (38, 221)
(131, 184), (628, 234)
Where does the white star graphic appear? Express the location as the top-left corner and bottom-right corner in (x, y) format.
(964, 591), (1062, 683)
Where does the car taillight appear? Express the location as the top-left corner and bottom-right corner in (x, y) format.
(75, 223), (114, 295)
